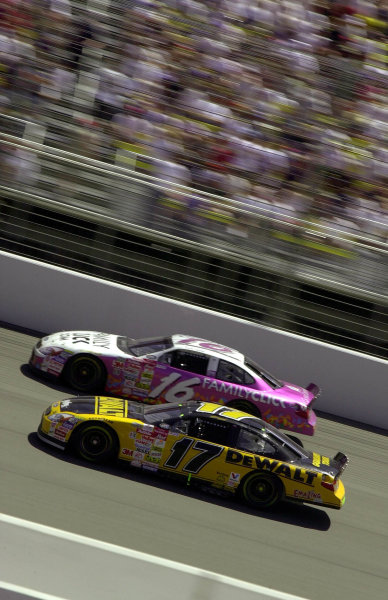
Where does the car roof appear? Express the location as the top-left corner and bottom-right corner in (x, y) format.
(171, 335), (245, 364)
(144, 400), (265, 428)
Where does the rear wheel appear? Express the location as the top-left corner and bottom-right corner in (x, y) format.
(73, 424), (118, 463)
(64, 355), (106, 393)
(227, 400), (261, 418)
(239, 472), (282, 509)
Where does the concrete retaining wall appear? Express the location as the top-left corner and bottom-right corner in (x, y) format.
(1, 251), (386, 429)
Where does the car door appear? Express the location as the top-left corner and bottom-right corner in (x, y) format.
(147, 349), (210, 403)
(158, 415), (235, 484)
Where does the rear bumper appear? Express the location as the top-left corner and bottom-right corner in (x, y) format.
(282, 408), (317, 437)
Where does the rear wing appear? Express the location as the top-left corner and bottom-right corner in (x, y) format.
(306, 382), (321, 405)
(333, 451), (349, 477)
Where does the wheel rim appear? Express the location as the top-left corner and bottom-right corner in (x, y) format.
(81, 429), (110, 457)
(245, 476), (277, 506)
(71, 359), (100, 388)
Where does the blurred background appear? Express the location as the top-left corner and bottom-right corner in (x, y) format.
(0, 0), (387, 358)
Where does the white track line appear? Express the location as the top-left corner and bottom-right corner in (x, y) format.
(0, 512), (309, 600)
(0, 581), (67, 600)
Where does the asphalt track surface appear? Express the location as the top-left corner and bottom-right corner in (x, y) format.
(1, 324), (387, 600)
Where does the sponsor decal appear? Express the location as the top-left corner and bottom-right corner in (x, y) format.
(122, 448), (132, 456)
(53, 426), (68, 439)
(201, 380), (288, 408)
(59, 333), (71, 341)
(225, 450), (318, 485)
(294, 490), (322, 501)
(142, 464), (158, 472)
(216, 472), (227, 484)
(92, 333), (111, 349)
(71, 333), (111, 349)
(97, 398), (125, 417)
(227, 472), (241, 487)
(178, 337), (235, 354)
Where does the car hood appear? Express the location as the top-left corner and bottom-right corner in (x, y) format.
(58, 397), (144, 420)
(41, 331), (121, 355)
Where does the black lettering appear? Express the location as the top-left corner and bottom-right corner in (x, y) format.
(254, 456), (278, 471)
(305, 472), (318, 485)
(73, 335), (90, 344)
(293, 468), (305, 483)
(226, 449), (243, 464)
(243, 455), (253, 468)
(275, 464), (292, 479)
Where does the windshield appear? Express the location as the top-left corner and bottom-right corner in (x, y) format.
(244, 358), (282, 389)
(117, 336), (173, 356)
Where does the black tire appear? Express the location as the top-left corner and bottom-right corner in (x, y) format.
(73, 423), (118, 463)
(227, 400), (261, 418)
(64, 355), (106, 393)
(286, 434), (304, 448)
(239, 472), (282, 509)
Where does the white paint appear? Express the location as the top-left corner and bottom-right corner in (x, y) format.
(0, 581), (67, 600)
(0, 251), (387, 428)
(0, 513), (308, 600)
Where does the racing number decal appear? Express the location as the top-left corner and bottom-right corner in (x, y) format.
(149, 373), (201, 402)
(164, 437), (223, 473)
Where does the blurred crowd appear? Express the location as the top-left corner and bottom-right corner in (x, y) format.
(1, 0), (388, 247)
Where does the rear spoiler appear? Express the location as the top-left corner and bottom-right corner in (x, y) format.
(306, 382), (321, 405)
(333, 452), (349, 477)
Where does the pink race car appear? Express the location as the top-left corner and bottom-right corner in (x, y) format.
(30, 332), (320, 437)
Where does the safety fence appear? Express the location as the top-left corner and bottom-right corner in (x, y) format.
(0, 132), (387, 359)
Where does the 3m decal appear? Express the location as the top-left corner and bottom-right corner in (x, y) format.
(149, 373), (201, 402)
(164, 437), (223, 473)
(225, 450), (318, 485)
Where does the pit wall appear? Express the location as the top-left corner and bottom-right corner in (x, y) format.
(1, 251), (386, 430)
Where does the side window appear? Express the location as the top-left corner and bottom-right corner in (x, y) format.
(160, 350), (209, 375)
(189, 417), (232, 446)
(235, 429), (277, 456)
(216, 360), (254, 385)
(166, 417), (191, 435)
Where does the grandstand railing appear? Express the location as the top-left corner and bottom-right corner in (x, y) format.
(0, 130), (387, 359)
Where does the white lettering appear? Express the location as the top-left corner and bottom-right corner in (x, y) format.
(219, 382), (233, 394)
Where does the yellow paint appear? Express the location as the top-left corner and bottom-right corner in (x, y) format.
(312, 452), (321, 467)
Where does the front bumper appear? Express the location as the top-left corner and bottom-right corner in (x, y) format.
(37, 422), (67, 450)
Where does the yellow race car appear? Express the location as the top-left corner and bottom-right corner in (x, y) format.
(37, 398), (348, 510)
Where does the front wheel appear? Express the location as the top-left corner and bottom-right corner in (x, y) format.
(64, 355), (106, 393)
(227, 400), (261, 418)
(239, 472), (282, 509)
(73, 424), (118, 463)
